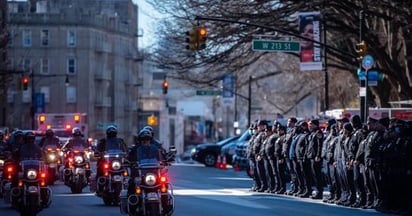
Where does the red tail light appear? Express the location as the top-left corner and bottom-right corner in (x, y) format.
(40, 172), (47, 178)
(6, 165), (13, 173)
(160, 175), (167, 183)
(103, 163), (109, 170)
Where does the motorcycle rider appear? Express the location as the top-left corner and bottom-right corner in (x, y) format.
(39, 129), (61, 151)
(142, 125), (166, 159)
(95, 125), (128, 182)
(127, 129), (162, 194)
(12, 131), (50, 207)
(61, 127), (89, 182)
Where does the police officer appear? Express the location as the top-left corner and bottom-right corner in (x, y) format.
(294, 121), (311, 198)
(95, 125), (128, 182)
(323, 124), (340, 203)
(142, 126), (166, 160)
(127, 129), (162, 194)
(15, 131), (44, 161)
(306, 119), (324, 199)
(39, 129), (61, 151)
(62, 127), (88, 151)
(282, 117), (298, 195)
(263, 124), (278, 193)
(253, 120), (268, 192)
(246, 122), (260, 192)
(349, 115), (367, 208)
(341, 122), (357, 206)
(364, 117), (387, 209)
(274, 125), (287, 194)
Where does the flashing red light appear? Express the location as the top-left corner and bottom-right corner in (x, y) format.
(103, 163), (109, 170)
(6, 166), (13, 173)
(65, 124), (72, 130)
(40, 172), (47, 178)
(160, 175), (167, 183)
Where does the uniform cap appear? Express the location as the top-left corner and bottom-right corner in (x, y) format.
(309, 119), (319, 126)
(378, 117), (390, 128)
(343, 122), (353, 132)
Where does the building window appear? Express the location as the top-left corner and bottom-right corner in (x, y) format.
(23, 58), (32, 72)
(22, 30), (32, 47)
(40, 86), (50, 103)
(67, 57), (77, 74)
(8, 29), (15, 47)
(40, 29), (49, 46)
(67, 30), (76, 47)
(40, 58), (49, 74)
(66, 86), (76, 103)
(22, 88), (31, 103)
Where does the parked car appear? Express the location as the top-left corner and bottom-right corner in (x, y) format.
(221, 130), (252, 167)
(191, 135), (240, 167)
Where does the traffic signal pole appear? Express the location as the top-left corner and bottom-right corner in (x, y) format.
(359, 10), (367, 123)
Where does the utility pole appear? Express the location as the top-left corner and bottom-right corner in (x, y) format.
(359, 10), (366, 123)
(247, 75), (252, 128)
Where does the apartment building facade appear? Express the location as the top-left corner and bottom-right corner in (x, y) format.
(6, 0), (141, 143)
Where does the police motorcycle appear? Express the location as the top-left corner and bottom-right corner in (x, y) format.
(91, 149), (128, 205)
(0, 150), (11, 198)
(6, 159), (52, 216)
(43, 145), (61, 185)
(120, 147), (176, 216)
(62, 145), (91, 193)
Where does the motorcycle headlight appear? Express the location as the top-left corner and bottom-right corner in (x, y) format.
(75, 155), (83, 163)
(144, 173), (157, 186)
(111, 161), (121, 170)
(0, 159), (4, 167)
(48, 154), (56, 161)
(27, 169), (37, 180)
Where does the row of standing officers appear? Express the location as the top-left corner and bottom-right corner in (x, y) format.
(246, 116), (412, 215)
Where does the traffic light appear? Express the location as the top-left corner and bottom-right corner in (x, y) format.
(162, 79), (169, 94)
(22, 76), (29, 90)
(147, 115), (158, 126)
(198, 27), (207, 50)
(186, 27), (199, 51)
(356, 40), (367, 60)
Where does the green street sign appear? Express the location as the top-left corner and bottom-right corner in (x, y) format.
(251, 107), (263, 111)
(252, 40), (300, 52)
(196, 89), (222, 96)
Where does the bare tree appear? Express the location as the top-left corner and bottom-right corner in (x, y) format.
(145, 0), (412, 109)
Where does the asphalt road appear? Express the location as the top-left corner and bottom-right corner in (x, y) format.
(0, 162), (392, 216)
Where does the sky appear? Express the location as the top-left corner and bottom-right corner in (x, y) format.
(133, 0), (163, 48)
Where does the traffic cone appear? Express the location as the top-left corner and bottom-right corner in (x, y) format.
(220, 155), (227, 170)
(215, 154), (221, 168)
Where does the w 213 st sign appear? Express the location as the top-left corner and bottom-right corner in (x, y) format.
(252, 40), (300, 52)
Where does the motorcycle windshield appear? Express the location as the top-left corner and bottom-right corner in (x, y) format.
(72, 146), (87, 152)
(139, 158), (159, 167)
(104, 149), (125, 158)
(21, 160), (42, 170)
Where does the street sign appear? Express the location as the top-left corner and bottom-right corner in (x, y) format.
(362, 55), (374, 70)
(252, 40), (300, 52)
(196, 89), (222, 96)
(35, 93), (45, 113)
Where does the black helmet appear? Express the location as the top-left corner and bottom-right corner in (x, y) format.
(24, 131), (35, 143)
(14, 130), (24, 138)
(106, 125), (117, 137)
(72, 127), (81, 136)
(138, 129), (152, 141)
(46, 129), (54, 137)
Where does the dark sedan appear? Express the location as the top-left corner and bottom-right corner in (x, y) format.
(190, 135), (240, 167)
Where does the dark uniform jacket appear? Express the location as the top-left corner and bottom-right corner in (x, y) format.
(263, 133), (278, 160)
(39, 136), (61, 149)
(17, 143), (43, 161)
(295, 131), (309, 161)
(274, 134), (286, 159)
(63, 136), (88, 150)
(282, 127), (297, 159)
(252, 132), (266, 160)
(306, 128), (324, 159)
(246, 132), (258, 160)
(364, 130), (384, 168)
(355, 131), (371, 164)
(333, 133), (345, 162)
(325, 135), (339, 164)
